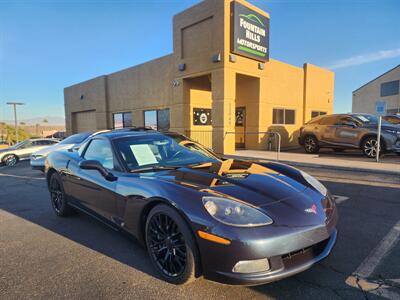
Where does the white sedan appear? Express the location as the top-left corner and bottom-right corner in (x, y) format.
(0, 139), (59, 167)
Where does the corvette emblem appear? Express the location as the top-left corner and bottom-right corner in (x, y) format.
(304, 204), (317, 215)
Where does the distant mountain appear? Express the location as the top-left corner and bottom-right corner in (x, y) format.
(2, 116), (65, 126)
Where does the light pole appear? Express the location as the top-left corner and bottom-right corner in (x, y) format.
(6, 102), (25, 143)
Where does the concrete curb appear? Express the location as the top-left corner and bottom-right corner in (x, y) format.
(226, 155), (400, 176)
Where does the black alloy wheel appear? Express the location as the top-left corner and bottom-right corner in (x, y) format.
(145, 204), (199, 284)
(49, 173), (74, 217)
(304, 136), (320, 154)
(3, 154), (18, 167)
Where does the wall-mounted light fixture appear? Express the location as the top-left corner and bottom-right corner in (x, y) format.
(258, 62), (265, 70)
(212, 53), (221, 63)
(172, 79), (180, 87)
(80, 95), (84, 100)
(229, 54), (236, 63)
(178, 63), (186, 71)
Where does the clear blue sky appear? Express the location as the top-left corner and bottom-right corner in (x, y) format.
(1, 0), (399, 121)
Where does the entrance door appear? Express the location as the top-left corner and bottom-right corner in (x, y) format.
(235, 107), (246, 149)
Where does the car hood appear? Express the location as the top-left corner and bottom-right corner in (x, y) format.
(32, 143), (75, 156)
(151, 160), (319, 204)
(150, 160), (331, 226)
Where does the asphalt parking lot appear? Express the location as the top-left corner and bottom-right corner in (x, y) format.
(1, 161), (399, 299)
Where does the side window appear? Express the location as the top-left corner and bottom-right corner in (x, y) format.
(84, 139), (114, 169)
(78, 140), (90, 156)
(272, 108), (296, 125)
(335, 117), (353, 125)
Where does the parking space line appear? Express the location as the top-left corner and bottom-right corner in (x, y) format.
(332, 195), (349, 204)
(0, 173), (45, 180)
(346, 220), (400, 298)
(354, 219), (400, 278)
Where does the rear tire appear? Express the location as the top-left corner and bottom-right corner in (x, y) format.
(304, 136), (320, 154)
(49, 172), (75, 217)
(145, 204), (200, 285)
(2, 154), (18, 166)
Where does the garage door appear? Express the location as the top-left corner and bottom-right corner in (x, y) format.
(72, 110), (96, 133)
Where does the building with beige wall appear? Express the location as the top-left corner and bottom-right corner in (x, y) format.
(352, 64), (400, 115)
(64, 0), (334, 154)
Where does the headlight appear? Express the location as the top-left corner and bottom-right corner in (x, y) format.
(202, 196), (273, 227)
(31, 155), (43, 160)
(300, 170), (327, 196)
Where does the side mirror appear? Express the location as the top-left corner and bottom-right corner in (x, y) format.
(79, 160), (117, 181)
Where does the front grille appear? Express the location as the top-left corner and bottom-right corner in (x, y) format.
(282, 238), (329, 262)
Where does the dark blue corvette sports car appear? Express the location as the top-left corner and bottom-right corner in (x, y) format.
(45, 129), (338, 285)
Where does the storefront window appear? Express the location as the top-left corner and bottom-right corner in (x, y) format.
(113, 112), (132, 129)
(144, 109), (170, 131)
(272, 108), (295, 125)
(157, 109), (170, 131)
(311, 111), (327, 119)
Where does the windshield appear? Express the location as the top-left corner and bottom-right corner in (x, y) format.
(12, 140), (28, 149)
(60, 132), (91, 145)
(353, 114), (390, 125)
(114, 134), (220, 171)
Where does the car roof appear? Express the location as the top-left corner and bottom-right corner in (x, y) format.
(28, 138), (59, 141)
(318, 113), (374, 118)
(96, 128), (186, 140)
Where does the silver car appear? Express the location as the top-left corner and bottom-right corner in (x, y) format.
(299, 114), (400, 158)
(30, 131), (109, 171)
(0, 139), (59, 167)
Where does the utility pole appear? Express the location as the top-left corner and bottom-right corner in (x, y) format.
(6, 102), (25, 143)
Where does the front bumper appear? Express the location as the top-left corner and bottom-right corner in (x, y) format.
(30, 157), (45, 171)
(197, 208), (338, 286)
(211, 229), (337, 285)
(382, 132), (400, 153)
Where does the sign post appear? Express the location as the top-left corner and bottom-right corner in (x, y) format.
(375, 101), (386, 162)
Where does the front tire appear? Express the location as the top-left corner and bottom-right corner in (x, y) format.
(49, 173), (75, 217)
(145, 204), (200, 285)
(304, 136), (320, 154)
(2, 154), (18, 166)
(361, 136), (381, 158)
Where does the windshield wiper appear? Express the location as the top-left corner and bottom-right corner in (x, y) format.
(130, 165), (181, 173)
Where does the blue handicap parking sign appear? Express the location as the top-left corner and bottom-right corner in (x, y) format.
(375, 101), (386, 116)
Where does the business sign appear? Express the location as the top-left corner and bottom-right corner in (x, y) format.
(193, 108), (212, 125)
(375, 101), (386, 116)
(231, 2), (270, 62)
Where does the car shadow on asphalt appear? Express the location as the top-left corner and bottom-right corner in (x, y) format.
(0, 165), (162, 282)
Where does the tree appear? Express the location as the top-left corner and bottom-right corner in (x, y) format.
(4, 125), (31, 144)
(42, 119), (48, 124)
